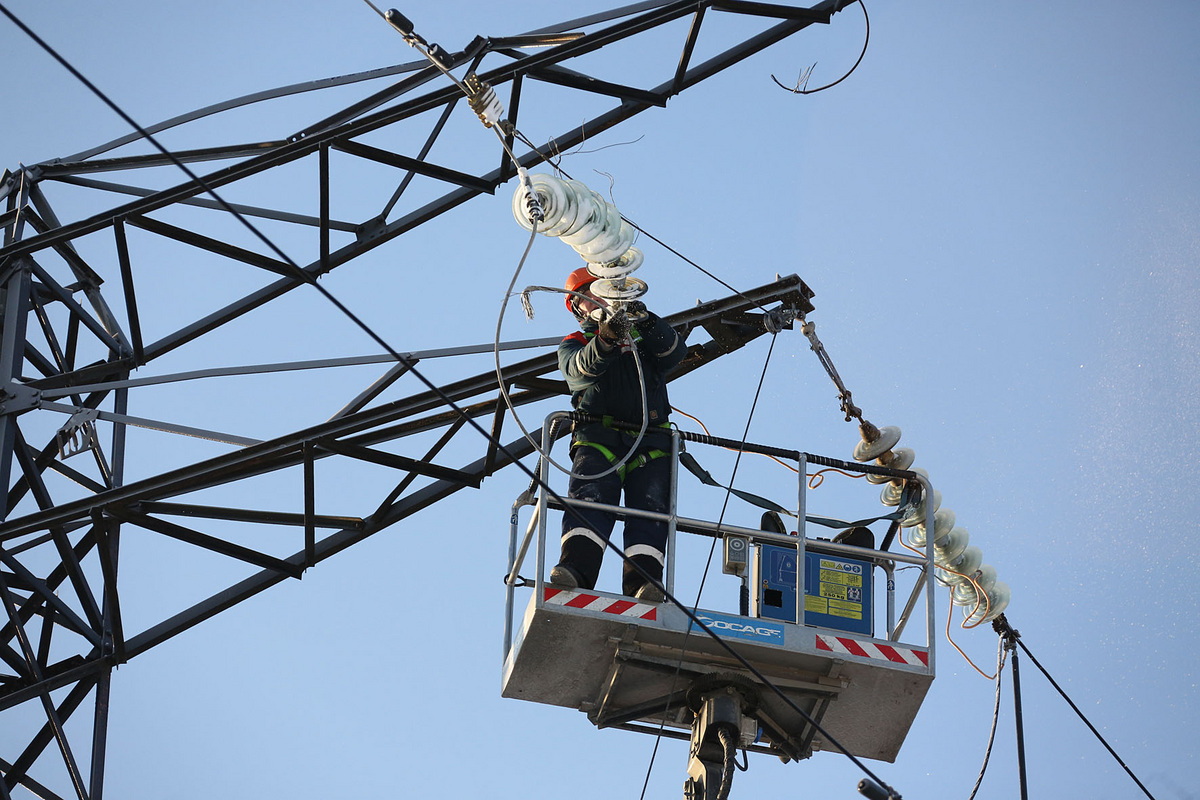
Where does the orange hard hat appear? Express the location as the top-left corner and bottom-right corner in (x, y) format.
(564, 266), (596, 314)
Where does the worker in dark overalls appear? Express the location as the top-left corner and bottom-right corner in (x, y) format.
(550, 266), (686, 601)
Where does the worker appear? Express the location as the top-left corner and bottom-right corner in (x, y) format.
(550, 266), (687, 602)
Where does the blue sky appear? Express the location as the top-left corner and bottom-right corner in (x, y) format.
(2, 1), (1198, 798)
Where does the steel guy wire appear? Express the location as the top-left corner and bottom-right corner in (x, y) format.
(5, 7), (901, 794)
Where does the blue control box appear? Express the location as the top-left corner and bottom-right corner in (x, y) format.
(752, 544), (873, 636)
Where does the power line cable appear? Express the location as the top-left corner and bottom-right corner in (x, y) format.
(1, 7), (901, 795)
(966, 631), (1008, 800)
(0, 5), (393, 368)
(772, 0), (869, 95)
(1014, 637), (1158, 800)
(640, 332), (778, 798)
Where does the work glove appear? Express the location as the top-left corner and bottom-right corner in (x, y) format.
(598, 310), (632, 345)
(622, 300), (649, 321)
(623, 300), (647, 316)
(627, 300), (663, 328)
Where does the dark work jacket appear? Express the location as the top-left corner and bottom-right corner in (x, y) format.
(558, 313), (686, 453)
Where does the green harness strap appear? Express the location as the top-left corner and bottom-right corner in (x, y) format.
(579, 328), (644, 344)
(575, 420), (670, 482)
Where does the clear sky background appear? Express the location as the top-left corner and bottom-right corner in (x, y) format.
(2, 1), (1197, 798)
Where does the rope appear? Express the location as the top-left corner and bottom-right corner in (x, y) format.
(898, 534), (996, 677)
(944, 595), (997, 680)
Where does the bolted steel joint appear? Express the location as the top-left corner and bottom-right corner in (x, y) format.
(0, 383), (41, 415)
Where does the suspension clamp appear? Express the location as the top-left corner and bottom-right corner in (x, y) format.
(993, 613), (1019, 649)
(857, 778), (902, 800)
(841, 391), (864, 423)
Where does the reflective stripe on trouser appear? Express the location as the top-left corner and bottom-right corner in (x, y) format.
(557, 443), (671, 595)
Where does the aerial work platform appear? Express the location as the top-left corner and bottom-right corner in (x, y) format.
(503, 412), (939, 767)
(503, 576), (933, 762)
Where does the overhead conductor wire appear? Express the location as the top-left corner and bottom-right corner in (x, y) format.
(1013, 638), (1158, 800)
(1, 6), (898, 796)
(771, 0), (869, 95)
(639, 330), (780, 800)
(966, 631), (1008, 800)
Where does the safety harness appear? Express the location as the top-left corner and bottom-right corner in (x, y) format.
(574, 418), (671, 482)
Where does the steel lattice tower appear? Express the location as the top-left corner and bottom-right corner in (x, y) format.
(0, 2), (853, 796)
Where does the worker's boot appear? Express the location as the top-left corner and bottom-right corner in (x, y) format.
(549, 563), (582, 589)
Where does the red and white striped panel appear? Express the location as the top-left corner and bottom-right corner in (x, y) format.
(543, 587), (658, 621)
(815, 634), (929, 667)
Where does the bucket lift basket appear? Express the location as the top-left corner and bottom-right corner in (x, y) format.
(502, 412), (938, 763)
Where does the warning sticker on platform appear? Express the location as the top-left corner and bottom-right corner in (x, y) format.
(806, 595), (828, 615)
(819, 568), (863, 587)
(828, 599), (863, 620)
(820, 583), (851, 600)
(816, 558), (864, 620)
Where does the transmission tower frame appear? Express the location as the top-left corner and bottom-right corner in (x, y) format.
(0, 1), (853, 796)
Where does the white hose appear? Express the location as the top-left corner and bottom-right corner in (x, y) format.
(493, 227), (651, 481)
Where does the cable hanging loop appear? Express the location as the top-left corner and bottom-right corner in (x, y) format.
(772, 0), (870, 96)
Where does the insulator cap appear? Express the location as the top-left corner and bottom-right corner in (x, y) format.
(866, 446), (915, 484)
(900, 488), (942, 527)
(933, 526), (970, 565)
(880, 481), (904, 506)
(908, 508), (956, 546)
(934, 545), (983, 586)
(964, 581), (1011, 625)
(853, 425), (901, 462)
(591, 276), (647, 302)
